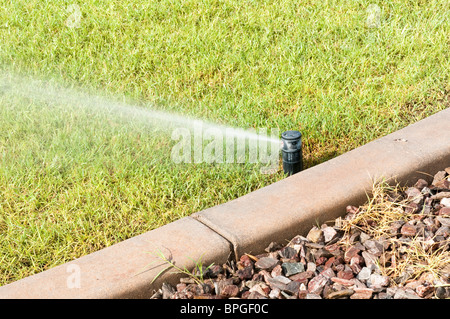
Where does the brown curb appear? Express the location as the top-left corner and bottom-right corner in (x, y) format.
(0, 217), (232, 298)
(0, 107), (448, 298)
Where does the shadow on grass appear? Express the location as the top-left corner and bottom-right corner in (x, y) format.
(303, 149), (342, 170)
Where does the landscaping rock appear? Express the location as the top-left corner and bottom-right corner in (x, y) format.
(323, 226), (338, 243)
(282, 262), (304, 277)
(267, 276), (291, 291)
(405, 187), (423, 204)
(265, 242), (283, 252)
(356, 267), (371, 281)
(367, 274), (390, 288)
(307, 227), (324, 243)
(220, 284), (240, 298)
(155, 167), (450, 299)
(393, 288), (422, 299)
(237, 266), (254, 280)
(279, 246), (297, 259)
(255, 257), (279, 271)
(326, 289), (354, 299)
(350, 288), (373, 299)
(161, 282), (176, 299)
(401, 223), (417, 237)
(435, 286), (450, 299)
(284, 280), (301, 295)
(307, 274), (329, 295)
(432, 171), (447, 187)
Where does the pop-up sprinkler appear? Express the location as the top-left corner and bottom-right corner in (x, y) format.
(281, 130), (303, 176)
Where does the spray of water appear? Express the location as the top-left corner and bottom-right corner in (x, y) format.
(0, 71), (281, 147)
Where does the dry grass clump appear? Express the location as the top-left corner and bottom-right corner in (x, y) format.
(337, 177), (449, 287)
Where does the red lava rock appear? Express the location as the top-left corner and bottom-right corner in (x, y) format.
(256, 269), (272, 285)
(416, 284), (434, 298)
(255, 257), (278, 270)
(237, 266), (254, 280)
(324, 243), (344, 256)
(363, 240), (384, 256)
(414, 179), (428, 189)
(285, 280), (301, 295)
(346, 205), (359, 215)
(240, 290), (251, 299)
(267, 276), (291, 291)
(350, 255), (364, 274)
(390, 220), (405, 235)
(314, 247), (334, 259)
(320, 268), (336, 279)
(432, 171), (447, 187)
(405, 187), (423, 204)
(315, 256), (327, 266)
(249, 282), (270, 297)
(279, 246), (297, 259)
(239, 254), (254, 267)
(265, 242), (283, 252)
(337, 270), (354, 280)
(249, 291), (268, 299)
(368, 274), (390, 288)
(404, 202), (420, 214)
(361, 251), (378, 268)
(208, 264), (223, 278)
(330, 277), (354, 286)
(350, 288), (373, 299)
(298, 289), (308, 299)
(393, 288), (422, 299)
(438, 207), (450, 216)
(436, 226), (449, 237)
(322, 226), (338, 243)
(289, 271), (314, 284)
(308, 274), (329, 295)
(344, 246), (361, 263)
(324, 256), (335, 269)
(220, 284), (240, 298)
(326, 289), (355, 299)
(270, 264), (283, 277)
(401, 223), (417, 237)
(176, 283), (187, 292)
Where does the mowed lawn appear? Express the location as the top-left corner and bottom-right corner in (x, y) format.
(0, 0), (449, 285)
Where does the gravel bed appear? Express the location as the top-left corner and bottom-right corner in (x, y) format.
(151, 167), (450, 299)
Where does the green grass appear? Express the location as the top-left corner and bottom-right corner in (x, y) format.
(0, 0), (449, 285)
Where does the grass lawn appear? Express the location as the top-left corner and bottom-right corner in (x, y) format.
(0, 0), (449, 285)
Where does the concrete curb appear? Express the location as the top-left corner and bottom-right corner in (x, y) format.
(0, 217), (232, 298)
(0, 107), (449, 298)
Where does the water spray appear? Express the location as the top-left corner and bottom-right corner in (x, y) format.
(281, 130), (303, 176)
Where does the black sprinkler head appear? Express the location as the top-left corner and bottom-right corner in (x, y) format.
(281, 130), (303, 176)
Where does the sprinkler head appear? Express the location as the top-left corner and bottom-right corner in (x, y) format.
(281, 130), (303, 176)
